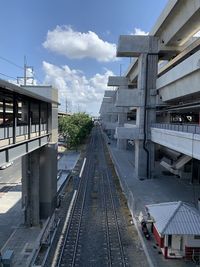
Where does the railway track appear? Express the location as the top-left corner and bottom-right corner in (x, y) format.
(56, 126), (129, 266)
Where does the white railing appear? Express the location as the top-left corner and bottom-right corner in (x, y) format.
(152, 123), (200, 134)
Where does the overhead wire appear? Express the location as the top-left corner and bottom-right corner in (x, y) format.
(0, 55), (24, 70)
(0, 55), (43, 84)
(0, 72), (17, 80)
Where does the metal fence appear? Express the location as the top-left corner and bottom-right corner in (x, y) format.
(152, 123), (200, 134)
(0, 123), (48, 140)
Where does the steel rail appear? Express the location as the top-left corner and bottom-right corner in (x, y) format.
(98, 130), (127, 267)
(57, 133), (95, 266)
(100, 172), (112, 267)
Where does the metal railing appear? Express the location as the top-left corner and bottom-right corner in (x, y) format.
(0, 123), (48, 140)
(152, 123), (200, 134)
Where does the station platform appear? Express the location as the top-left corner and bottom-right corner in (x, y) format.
(106, 135), (198, 267)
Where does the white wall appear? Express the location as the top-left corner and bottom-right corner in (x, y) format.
(185, 236), (200, 247)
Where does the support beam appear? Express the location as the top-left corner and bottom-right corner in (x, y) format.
(117, 35), (158, 57)
(107, 76), (129, 87)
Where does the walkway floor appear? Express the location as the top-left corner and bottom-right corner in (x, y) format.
(106, 137), (199, 267)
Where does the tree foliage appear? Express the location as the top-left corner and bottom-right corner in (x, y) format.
(59, 112), (93, 149)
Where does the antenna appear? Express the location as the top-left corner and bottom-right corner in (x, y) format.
(24, 56), (27, 86)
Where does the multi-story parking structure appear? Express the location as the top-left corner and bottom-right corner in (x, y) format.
(99, 0), (200, 181)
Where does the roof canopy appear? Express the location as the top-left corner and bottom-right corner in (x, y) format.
(146, 201), (200, 235)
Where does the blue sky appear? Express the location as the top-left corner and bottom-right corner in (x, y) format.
(0, 0), (168, 115)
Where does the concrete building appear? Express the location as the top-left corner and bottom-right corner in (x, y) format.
(0, 79), (58, 226)
(99, 0), (200, 181)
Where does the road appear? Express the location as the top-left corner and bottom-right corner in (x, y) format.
(0, 158), (21, 186)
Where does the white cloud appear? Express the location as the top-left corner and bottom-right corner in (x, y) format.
(132, 27), (149, 36)
(43, 61), (114, 115)
(43, 26), (117, 62)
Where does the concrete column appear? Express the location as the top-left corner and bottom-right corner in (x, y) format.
(134, 51), (158, 179)
(39, 144), (57, 219)
(111, 114), (117, 123)
(135, 140), (147, 178)
(117, 139), (127, 150)
(118, 113), (126, 126)
(22, 150), (40, 226)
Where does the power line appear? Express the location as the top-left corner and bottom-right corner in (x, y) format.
(0, 72), (17, 80)
(0, 55), (43, 84)
(0, 55), (24, 70)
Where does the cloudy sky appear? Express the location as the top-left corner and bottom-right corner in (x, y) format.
(0, 0), (169, 115)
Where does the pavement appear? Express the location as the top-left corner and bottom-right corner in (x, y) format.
(0, 150), (80, 267)
(105, 135), (199, 267)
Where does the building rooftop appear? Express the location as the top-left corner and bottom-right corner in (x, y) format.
(0, 79), (59, 104)
(146, 201), (200, 235)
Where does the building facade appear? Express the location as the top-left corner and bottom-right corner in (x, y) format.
(0, 79), (58, 226)
(99, 0), (200, 181)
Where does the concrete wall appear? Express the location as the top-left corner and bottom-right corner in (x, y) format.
(115, 125), (139, 139)
(185, 235), (200, 247)
(115, 89), (140, 107)
(22, 85), (58, 103)
(151, 127), (200, 160)
(104, 122), (118, 130)
(151, 0), (200, 47)
(157, 50), (200, 101)
(108, 76), (129, 86)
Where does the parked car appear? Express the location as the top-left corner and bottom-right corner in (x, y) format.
(0, 162), (13, 170)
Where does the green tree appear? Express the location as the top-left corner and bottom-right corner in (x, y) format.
(58, 112), (93, 149)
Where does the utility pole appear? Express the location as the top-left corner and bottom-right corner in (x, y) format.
(17, 56), (34, 85)
(24, 56), (27, 86)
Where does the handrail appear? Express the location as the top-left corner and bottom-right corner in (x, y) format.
(152, 123), (200, 134)
(0, 123), (48, 141)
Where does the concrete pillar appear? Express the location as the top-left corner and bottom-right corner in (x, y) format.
(134, 50), (158, 179)
(111, 114), (117, 123)
(39, 144), (57, 219)
(135, 140), (147, 178)
(22, 150), (40, 226)
(118, 113), (126, 126)
(117, 139), (127, 150)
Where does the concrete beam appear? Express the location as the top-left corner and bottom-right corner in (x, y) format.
(115, 125), (140, 139)
(158, 37), (200, 77)
(104, 90), (116, 97)
(150, 0), (200, 46)
(107, 76), (129, 86)
(117, 35), (158, 57)
(151, 127), (200, 161)
(115, 89), (140, 107)
(157, 50), (200, 101)
(0, 135), (49, 167)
